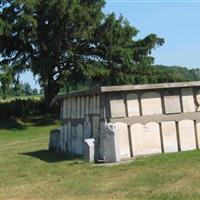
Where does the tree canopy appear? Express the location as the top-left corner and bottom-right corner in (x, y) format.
(0, 0), (164, 109)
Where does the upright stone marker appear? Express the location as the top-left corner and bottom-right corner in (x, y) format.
(196, 90), (200, 111)
(126, 93), (140, 116)
(131, 122), (162, 156)
(103, 123), (120, 163)
(83, 116), (92, 139)
(81, 96), (85, 118)
(76, 97), (81, 118)
(114, 122), (130, 159)
(76, 124), (83, 155)
(161, 121), (178, 153)
(179, 120), (196, 151)
(141, 92), (162, 115)
(84, 138), (95, 163)
(67, 121), (72, 152)
(182, 88), (195, 112)
(196, 122), (200, 149)
(164, 90), (181, 114)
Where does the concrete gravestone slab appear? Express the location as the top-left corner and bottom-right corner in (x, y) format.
(71, 126), (77, 154)
(196, 122), (200, 149)
(182, 88), (195, 112)
(141, 92), (162, 115)
(103, 123), (120, 163)
(109, 94), (126, 118)
(71, 97), (76, 118)
(85, 96), (89, 114)
(67, 121), (72, 152)
(99, 121), (106, 159)
(76, 124), (83, 155)
(96, 95), (100, 114)
(130, 122), (162, 156)
(76, 97), (81, 119)
(92, 95), (97, 114)
(178, 120), (196, 151)
(84, 138), (95, 163)
(63, 124), (68, 151)
(114, 122), (130, 159)
(63, 99), (67, 119)
(60, 126), (65, 151)
(89, 96), (93, 114)
(161, 121), (178, 153)
(81, 96), (85, 119)
(196, 90), (200, 111)
(66, 97), (71, 118)
(126, 93), (140, 116)
(164, 90), (181, 114)
(83, 116), (92, 139)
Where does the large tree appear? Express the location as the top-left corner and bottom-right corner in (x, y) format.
(0, 0), (164, 110)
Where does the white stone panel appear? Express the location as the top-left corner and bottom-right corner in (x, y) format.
(130, 122), (162, 156)
(66, 97), (71, 118)
(110, 96), (126, 118)
(85, 96), (89, 114)
(182, 88), (195, 112)
(71, 97), (76, 118)
(126, 93), (140, 116)
(196, 122), (200, 149)
(196, 90), (200, 111)
(76, 97), (81, 119)
(162, 121), (178, 153)
(63, 99), (67, 119)
(164, 91), (181, 114)
(179, 120), (196, 151)
(81, 96), (85, 118)
(84, 116), (92, 139)
(114, 122), (130, 159)
(77, 124), (83, 155)
(141, 92), (162, 115)
(96, 95), (100, 114)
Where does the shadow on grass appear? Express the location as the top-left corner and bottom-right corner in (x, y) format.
(0, 118), (27, 130)
(19, 150), (82, 163)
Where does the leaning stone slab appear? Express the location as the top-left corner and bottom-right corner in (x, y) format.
(103, 123), (120, 163)
(83, 138), (95, 163)
(49, 129), (61, 151)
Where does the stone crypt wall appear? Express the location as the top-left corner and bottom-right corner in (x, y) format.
(50, 81), (200, 163)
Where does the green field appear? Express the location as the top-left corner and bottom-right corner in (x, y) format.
(1, 117), (200, 200)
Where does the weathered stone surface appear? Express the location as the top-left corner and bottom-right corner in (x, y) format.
(126, 93), (140, 116)
(67, 97), (71, 118)
(161, 121), (178, 153)
(196, 90), (200, 111)
(49, 129), (61, 151)
(81, 96), (85, 119)
(179, 120), (196, 151)
(109, 95), (126, 118)
(141, 92), (162, 115)
(103, 123), (120, 163)
(164, 90), (181, 114)
(60, 126), (65, 151)
(67, 121), (72, 152)
(85, 96), (89, 114)
(96, 95), (100, 114)
(182, 88), (195, 112)
(76, 124), (83, 155)
(99, 121), (106, 159)
(114, 122), (130, 159)
(92, 95), (97, 114)
(76, 97), (81, 119)
(197, 122), (200, 149)
(83, 116), (92, 139)
(71, 126), (77, 154)
(71, 97), (76, 118)
(89, 96), (93, 114)
(84, 138), (95, 163)
(63, 124), (68, 152)
(92, 116), (100, 140)
(63, 99), (67, 119)
(130, 122), (162, 156)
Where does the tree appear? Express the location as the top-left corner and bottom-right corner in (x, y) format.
(0, 0), (164, 110)
(23, 82), (32, 95)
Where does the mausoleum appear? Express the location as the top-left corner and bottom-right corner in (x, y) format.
(49, 81), (200, 163)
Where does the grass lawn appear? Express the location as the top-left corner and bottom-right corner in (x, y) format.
(1, 116), (200, 200)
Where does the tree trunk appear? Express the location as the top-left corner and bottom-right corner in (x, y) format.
(44, 81), (60, 112)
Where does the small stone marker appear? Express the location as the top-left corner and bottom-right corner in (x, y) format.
(196, 90), (200, 111)
(83, 138), (95, 163)
(141, 92), (162, 115)
(126, 93), (140, 116)
(182, 88), (195, 112)
(103, 123), (120, 163)
(49, 129), (61, 151)
(196, 122), (200, 149)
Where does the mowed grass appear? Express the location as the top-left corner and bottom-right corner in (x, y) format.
(1, 117), (200, 200)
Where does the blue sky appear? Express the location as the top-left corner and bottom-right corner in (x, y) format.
(21, 1), (200, 89)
